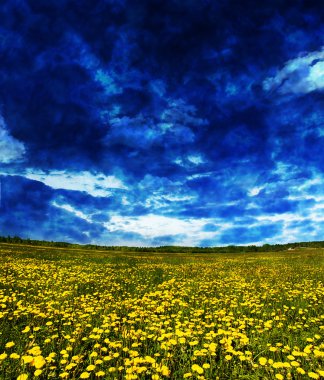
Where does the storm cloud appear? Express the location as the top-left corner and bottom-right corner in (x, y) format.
(0, 0), (323, 246)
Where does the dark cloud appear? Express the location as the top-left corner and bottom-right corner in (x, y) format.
(0, 0), (323, 245)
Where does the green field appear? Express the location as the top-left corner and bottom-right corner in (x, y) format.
(0, 244), (323, 379)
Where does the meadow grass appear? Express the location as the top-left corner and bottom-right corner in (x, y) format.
(0, 243), (323, 379)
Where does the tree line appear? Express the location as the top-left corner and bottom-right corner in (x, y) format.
(0, 235), (323, 253)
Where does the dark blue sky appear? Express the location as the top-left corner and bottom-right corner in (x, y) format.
(0, 0), (323, 246)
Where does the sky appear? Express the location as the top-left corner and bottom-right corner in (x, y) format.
(0, 0), (323, 247)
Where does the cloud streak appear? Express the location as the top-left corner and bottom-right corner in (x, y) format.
(23, 170), (127, 197)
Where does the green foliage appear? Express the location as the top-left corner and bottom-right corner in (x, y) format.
(0, 235), (324, 253)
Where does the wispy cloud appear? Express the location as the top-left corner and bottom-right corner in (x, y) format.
(23, 170), (127, 197)
(263, 48), (324, 94)
(0, 115), (25, 164)
(52, 201), (93, 223)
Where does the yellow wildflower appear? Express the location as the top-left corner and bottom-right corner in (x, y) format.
(308, 373), (319, 379)
(259, 357), (267, 366)
(17, 375), (28, 380)
(191, 364), (203, 374)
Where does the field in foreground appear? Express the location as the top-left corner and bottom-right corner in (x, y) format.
(0, 244), (323, 380)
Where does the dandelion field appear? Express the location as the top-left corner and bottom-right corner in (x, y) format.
(0, 244), (323, 380)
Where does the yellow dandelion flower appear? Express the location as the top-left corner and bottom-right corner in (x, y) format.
(314, 349), (324, 357)
(10, 353), (20, 359)
(259, 357), (267, 366)
(22, 355), (33, 364)
(191, 364), (203, 374)
(161, 366), (170, 376)
(5, 342), (15, 348)
(80, 372), (90, 379)
(34, 356), (46, 369)
(17, 375), (28, 380)
(66, 363), (77, 370)
(308, 373), (319, 379)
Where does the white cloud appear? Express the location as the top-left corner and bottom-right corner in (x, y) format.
(0, 115), (25, 163)
(187, 154), (205, 165)
(248, 186), (264, 197)
(255, 213), (305, 223)
(52, 201), (93, 223)
(24, 170), (127, 197)
(143, 194), (196, 209)
(105, 214), (204, 238)
(174, 154), (205, 167)
(104, 214), (229, 246)
(162, 194), (195, 202)
(255, 204), (324, 228)
(263, 48), (324, 94)
(187, 171), (216, 180)
(243, 170), (324, 244)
